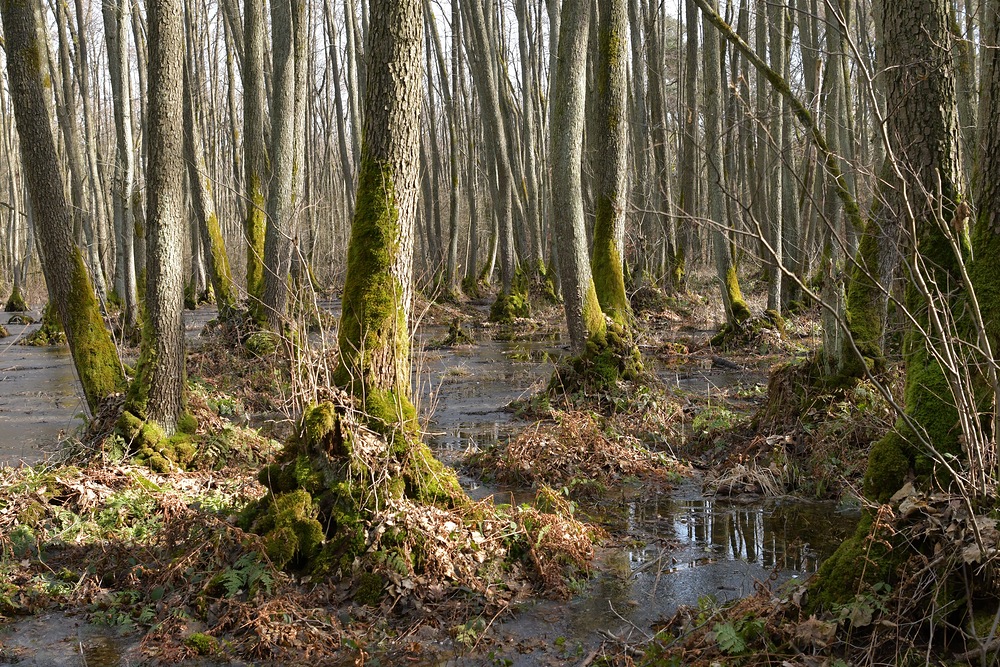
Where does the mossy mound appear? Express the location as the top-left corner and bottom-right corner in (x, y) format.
(437, 318), (475, 347)
(4, 286), (28, 313)
(489, 288), (530, 323)
(240, 400), (466, 572)
(549, 320), (644, 396)
(0, 325), (8, 338)
(19, 303), (65, 346)
(710, 309), (785, 350)
(116, 411), (198, 473)
(244, 330), (281, 358)
(629, 284), (671, 315)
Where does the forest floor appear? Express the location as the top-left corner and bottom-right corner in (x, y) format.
(0, 275), (910, 666)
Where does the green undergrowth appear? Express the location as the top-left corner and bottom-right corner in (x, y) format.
(549, 320), (644, 397)
(18, 302), (65, 346)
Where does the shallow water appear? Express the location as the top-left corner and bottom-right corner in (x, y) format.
(0, 312), (84, 467)
(0, 307), (857, 665)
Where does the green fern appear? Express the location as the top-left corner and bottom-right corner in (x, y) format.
(714, 622), (747, 655)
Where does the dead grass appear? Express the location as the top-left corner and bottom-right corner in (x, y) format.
(468, 410), (690, 497)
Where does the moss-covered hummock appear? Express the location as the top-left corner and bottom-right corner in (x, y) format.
(116, 410), (198, 473)
(4, 285), (28, 312)
(241, 401), (466, 573)
(550, 319), (643, 396)
(489, 288), (530, 323)
(18, 302), (65, 346)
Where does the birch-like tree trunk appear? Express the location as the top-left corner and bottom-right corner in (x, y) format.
(103, 0), (140, 333)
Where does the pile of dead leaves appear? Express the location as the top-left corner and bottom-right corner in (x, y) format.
(468, 410), (689, 496)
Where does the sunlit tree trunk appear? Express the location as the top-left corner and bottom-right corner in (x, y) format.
(243, 0), (268, 302)
(334, 0), (424, 424)
(552, 0), (604, 353)
(591, 0), (631, 323)
(183, 4), (236, 318)
(261, 0), (299, 328)
(133, 0), (187, 434)
(703, 0), (750, 328)
(103, 0), (140, 333)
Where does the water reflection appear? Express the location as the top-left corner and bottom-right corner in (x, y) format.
(637, 494), (849, 574)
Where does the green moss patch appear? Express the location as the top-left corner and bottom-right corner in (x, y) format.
(549, 319), (643, 396)
(4, 285), (28, 313)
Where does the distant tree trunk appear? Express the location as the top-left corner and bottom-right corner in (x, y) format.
(133, 0), (187, 434)
(333, 0), (424, 425)
(646, 1), (680, 290)
(243, 0), (269, 302)
(702, 0), (750, 328)
(677, 0), (698, 280)
(465, 0), (522, 320)
(103, 0), (140, 334)
(0, 0), (125, 413)
(765, 0), (784, 313)
(261, 0), (299, 328)
(324, 0), (356, 216)
(591, 0), (631, 323)
(73, 0), (112, 286)
(183, 6), (236, 318)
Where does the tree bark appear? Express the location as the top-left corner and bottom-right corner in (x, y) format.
(334, 0), (424, 423)
(134, 0), (187, 434)
(552, 0), (604, 354)
(591, 0), (631, 323)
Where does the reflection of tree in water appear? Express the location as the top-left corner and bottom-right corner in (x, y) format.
(669, 498), (848, 574)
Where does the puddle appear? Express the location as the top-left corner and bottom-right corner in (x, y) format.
(0, 312), (84, 467)
(0, 306), (234, 468)
(0, 611), (138, 666)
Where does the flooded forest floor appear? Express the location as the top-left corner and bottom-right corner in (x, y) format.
(0, 278), (896, 666)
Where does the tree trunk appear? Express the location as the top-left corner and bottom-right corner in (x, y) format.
(552, 0), (604, 354)
(0, 0), (125, 414)
(103, 0), (140, 334)
(183, 7), (236, 318)
(261, 0), (299, 328)
(133, 0), (187, 434)
(334, 0), (424, 425)
(702, 0), (750, 328)
(243, 0), (269, 302)
(591, 0), (631, 323)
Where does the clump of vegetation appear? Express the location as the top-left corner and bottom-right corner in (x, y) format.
(19, 302), (65, 346)
(469, 410), (687, 498)
(549, 320), (644, 396)
(0, 324), (8, 338)
(710, 309), (785, 351)
(237, 398), (597, 604)
(4, 285), (28, 312)
(437, 318), (475, 347)
(643, 485), (1000, 666)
